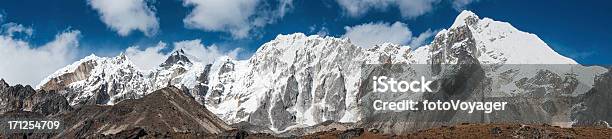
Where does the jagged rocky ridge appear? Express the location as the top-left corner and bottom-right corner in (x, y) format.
(0, 86), (237, 138)
(0, 79), (71, 116)
(38, 50), (211, 106)
(34, 10), (612, 135)
(53, 86), (232, 138)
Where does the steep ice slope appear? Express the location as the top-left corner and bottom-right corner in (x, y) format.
(207, 35), (360, 131)
(435, 11), (605, 96)
(205, 34), (420, 132)
(448, 11), (577, 65)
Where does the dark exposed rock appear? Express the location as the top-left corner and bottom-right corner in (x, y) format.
(218, 129), (249, 139)
(218, 60), (235, 75)
(270, 75), (300, 130)
(491, 126), (502, 134)
(0, 79), (8, 88)
(97, 127), (148, 139)
(53, 86), (232, 138)
(368, 128), (380, 134)
(0, 111), (57, 139)
(572, 69), (612, 127)
(593, 120), (610, 128)
(160, 49), (192, 68)
(231, 121), (275, 134)
(0, 80), (72, 116)
(337, 128), (364, 138)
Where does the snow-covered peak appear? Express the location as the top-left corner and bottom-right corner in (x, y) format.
(37, 49), (212, 105)
(251, 33), (358, 69)
(113, 52), (136, 66)
(160, 49), (192, 67)
(0, 78), (7, 87)
(257, 33), (351, 53)
(451, 10), (479, 28)
(440, 10), (578, 64)
(366, 43), (410, 54)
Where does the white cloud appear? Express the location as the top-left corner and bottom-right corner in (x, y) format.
(182, 0), (293, 39)
(308, 25), (329, 37)
(1, 22), (33, 37)
(343, 22), (438, 48)
(343, 22), (412, 48)
(451, 0), (479, 10)
(173, 39), (242, 63)
(409, 29), (439, 48)
(396, 0), (439, 18)
(125, 42), (168, 70)
(335, 0), (440, 18)
(124, 39), (242, 70)
(316, 27), (329, 37)
(336, 0), (481, 18)
(88, 0), (159, 36)
(0, 28), (80, 86)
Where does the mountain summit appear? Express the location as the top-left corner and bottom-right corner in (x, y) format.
(441, 10), (577, 64)
(37, 49), (210, 106)
(160, 49), (192, 68)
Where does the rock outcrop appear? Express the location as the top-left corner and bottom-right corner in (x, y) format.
(53, 86), (232, 138)
(0, 79), (71, 116)
(572, 69), (612, 127)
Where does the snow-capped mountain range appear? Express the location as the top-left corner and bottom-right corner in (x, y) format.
(37, 49), (210, 106)
(35, 10), (610, 133)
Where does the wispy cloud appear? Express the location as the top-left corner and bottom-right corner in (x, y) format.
(335, 0), (440, 18)
(451, 0), (480, 10)
(335, 0), (481, 18)
(182, 0), (294, 39)
(88, 0), (159, 36)
(343, 22), (438, 48)
(409, 29), (440, 48)
(0, 23), (80, 85)
(1, 22), (33, 37)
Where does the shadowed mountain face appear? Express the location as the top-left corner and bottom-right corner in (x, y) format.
(0, 79), (72, 116)
(572, 70), (612, 126)
(0, 80), (71, 139)
(53, 86), (232, 138)
(0, 81), (236, 138)
(160, 49), (192, 68)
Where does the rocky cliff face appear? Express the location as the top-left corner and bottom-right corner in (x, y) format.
(0, 79), (71, 116)
(572, 69), (612, 126)
(0, 86), (235, 138)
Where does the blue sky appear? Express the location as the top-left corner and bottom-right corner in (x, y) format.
(0, 0), (611, 85)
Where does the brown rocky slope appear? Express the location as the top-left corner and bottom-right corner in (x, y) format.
(53, 86), (232, 138)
